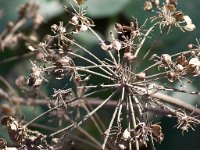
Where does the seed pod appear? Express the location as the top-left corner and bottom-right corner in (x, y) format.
(175, 64), (184, 73)
(136, 72), (146, 81)
(151, 124), (164, 144)
(167, 71), (178, 82)
(70, 15), (79, 25)
(77, 24), (88, 32)
(177, 55), (188, 66)
(114, 23), (123, 33)
(160, 54), (172, 65)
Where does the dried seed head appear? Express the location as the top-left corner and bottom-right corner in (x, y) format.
(167, 71), (178, 82)
(136, 72), (146, 81)
(100, 41), (113, 51)
(160, 54), (172, 65)
(123, 52), (135, 61)
(114, 23), (123, 33)
(177, 55), (188, 66)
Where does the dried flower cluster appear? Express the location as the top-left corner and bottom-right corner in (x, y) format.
(1, 0), (200, 150)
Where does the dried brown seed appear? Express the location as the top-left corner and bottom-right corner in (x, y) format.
(177, 55), (188, 66)
(114, 23), (123, 33)
(151, 124), (164, 143)
(167, 71), (178, 82)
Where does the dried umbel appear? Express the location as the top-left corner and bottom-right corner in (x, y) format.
(1, 116), (49, 149)
(146, 0), (195, 32)
(2, 0), (200, 150)
(135, 122), (164, 147)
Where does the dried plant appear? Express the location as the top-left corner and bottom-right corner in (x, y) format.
(1, 0), (200, 150)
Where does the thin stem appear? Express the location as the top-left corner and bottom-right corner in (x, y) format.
(134, 24), (156, 58)
(68, 52), (114, 76)
(128, 95), (139, 150)
(24, 90), (102, 127)
(50, 90), (117, 137)
(102, 87), (124, 150)
(65, 36), (115, 76)
(88, 26), (117, 65)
